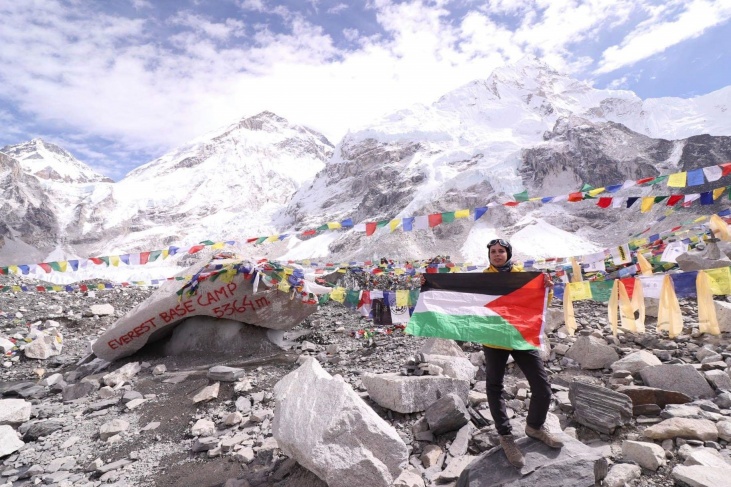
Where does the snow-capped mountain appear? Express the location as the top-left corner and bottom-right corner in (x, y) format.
(1, 58), (730, 271)
(0, 112), (333, 267)
(276, 57), (731, 263)
(1, 138), (112, 184)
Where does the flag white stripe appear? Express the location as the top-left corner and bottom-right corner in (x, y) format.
(414, 289), (501, 317)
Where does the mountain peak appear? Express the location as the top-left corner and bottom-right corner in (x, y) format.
(0, 139), (112, 183)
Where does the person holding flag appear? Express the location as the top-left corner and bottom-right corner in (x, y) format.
(483, 238), (562, 468)
(410, 240), (563, 468)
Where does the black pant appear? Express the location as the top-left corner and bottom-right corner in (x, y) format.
(483, 346), (551, 436)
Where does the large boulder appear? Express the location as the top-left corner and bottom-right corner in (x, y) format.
(639, 364), (715, 399)
(615, 386), (691, 415)
(713, 300), (731, 333)
(565, 335), (618, 370)
(92, 257), (327, 361)
(273, 358), (407, 487)
(420, 338), (466, 357)
(0, 425), (24, 457)
(424, 393), (469, 435)
(457, 434), (600, 487)
(672, 464), (731, 487)
(423, 354), (476, 381)
(0, 399), (32, 426)
(569, 381), (632, 434)
(164, 317), (284, 357)
(610, 350), (661, 375)
(643, 418), (718, 441)
(24, 330), (63, 359)
(362, 373), (470, 414)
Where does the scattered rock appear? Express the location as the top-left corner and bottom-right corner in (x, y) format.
(643, 418), (718, 441)
(569, 380), (632, 434)
(639, 364), (715, 399)
(565, 335), (619, 369)
(362, 373), (469, 413)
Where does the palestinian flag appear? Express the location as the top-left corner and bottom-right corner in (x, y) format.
(406, 272), (548, 350)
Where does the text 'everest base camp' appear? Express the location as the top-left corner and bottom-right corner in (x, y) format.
(3, 57), (731, 487)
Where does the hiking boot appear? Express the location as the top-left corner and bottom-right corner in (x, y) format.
(525, 424), (564, 448)
(499, 434), (525, 468)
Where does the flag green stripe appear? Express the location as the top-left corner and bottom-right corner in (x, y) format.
(406, 311), (537, 350)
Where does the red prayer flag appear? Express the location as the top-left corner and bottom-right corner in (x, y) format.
(597, 197), (612, 208)
(666, 195), (683, 206)
(636, 177), (654, 185)
(720, 162), (731, 176)
(428, 213), (442, 227)
(503, 201), (520, 207)
(89, 257), (104, 265)
(38, 263), (52, 273)
(188, 245), (205, 254)
(365, 222), (377, 236)
(568, 192), (583, 202)
(140, 252), (150, 265)
(36, 286), (46, 292)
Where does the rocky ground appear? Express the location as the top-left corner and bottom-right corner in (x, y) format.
(1, 270), (731, 487)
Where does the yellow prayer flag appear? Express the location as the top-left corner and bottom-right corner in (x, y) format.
(283, 267), (293, 275)
(636, 252), (653, 276)
(278, 281), (291, 293)
(630, 277), (646, 333)
(97, 284), (105, 290)
(714, 187), (726, 200)
(11, 286), (20, 292)
(571, 257), (583, 283)
(563, 285), (577, 335)
(51, 285), (62, 292)
(9, 265), (19, 274)
(710, 214), (731, 241)
(211, 242), (225, 249)
(705, 267), (731, 295)
(693, 216), (708, 223)
(568, 281), (592, 300)
(389, 219), (401, 232)
(587, 187), (606, 197)
(696, 271), (720, 336)
(327, 222), (341, 230)
(59, 261), (68, 272)
(666, 172), (687, 187)
(265, 235), (279, 243)
(657, 275), (682, 338)
(329, 287), (346, 303)
(110, 255), (120, 267)
(161, 249), (169, 259)
(396, 290), (409, 307)
(640, 197), (655, 213)
(394, 268), (404, 275)
(455, 209), (470, 219)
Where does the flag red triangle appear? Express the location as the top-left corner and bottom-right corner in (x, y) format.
(484, 274), (545, 347)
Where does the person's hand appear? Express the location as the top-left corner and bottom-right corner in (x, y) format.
(543, 273), (554, 289)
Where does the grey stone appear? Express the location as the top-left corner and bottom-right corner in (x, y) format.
(684, 447), (730, 468)
(362, 373), (469, 414)
(207, 366), (246, 382)
(437, 455), (476, 483)
(705, 370), (731, 390)
(423, 354), (476, 381)
(457, 434), (600, 487)
(640, 364), (715, 399)
(622, 440), (666, 470)
(420, 338), (465, 357)
(604, 463), (641, 487)
(191, 419), (215, 437)
(24, 331), (63, 359)
(643, 418), (718, 441)
(121, 390), (143, 403)
(420, 445), (443, 468)
(61, 381), (99, 402)
(192, 436), (219, 452)
(610, 350), (661, 374)
(90, 303), (115, 316)
(569, 381), (632, 434)
(273, 358), (408, 487)
(102, 361), (142, 388)
(0, 399), (31, 426)
(22, 419), (64, 441)
(449, 423), (475, 457)
(713, 300), (731, 333)
(235, 396), (251, 413)
(46, 456), (76, 473)
(565, 335), (619, 369)
(192, 382), (219, 403)
(425, 393), (470, 436)
(393, 469), (425, 487)
(99, 419), (129, 441)
(615, 385), (691, 415)
(672, 464), (731, 487)
(0, 425), (24, 456)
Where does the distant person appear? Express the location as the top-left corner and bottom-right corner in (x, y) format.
(483, 238), (562, 468)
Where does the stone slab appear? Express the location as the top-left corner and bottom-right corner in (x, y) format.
(362, 373), (470, 414)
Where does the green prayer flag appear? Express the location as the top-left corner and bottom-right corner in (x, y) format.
(49, 262), (62, 272)
(100, 256), (110, 266)
(408, 289), (420, 306)
(441, 212), (455, 223)
(513, 190), (529, 202)
(199, 240), (215, 245)
(588, 281), (614, 303)
(377, 220), (389, 228)
(149, 250), (162, 262)
(255, 237), (267, 245)
(316, 224), (329, 231)
(647, 175), (669, 185)
(579, 183), (594, 192)
(654, 196), (668, 203)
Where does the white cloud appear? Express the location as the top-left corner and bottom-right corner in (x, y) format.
(170, 12), (247, 40)
(327, 3), (348, 15)
(0, 0), (727, 178)
(595, 0), (731, 74)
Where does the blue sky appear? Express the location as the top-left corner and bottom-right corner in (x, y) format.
(0, 0), (729, 180)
